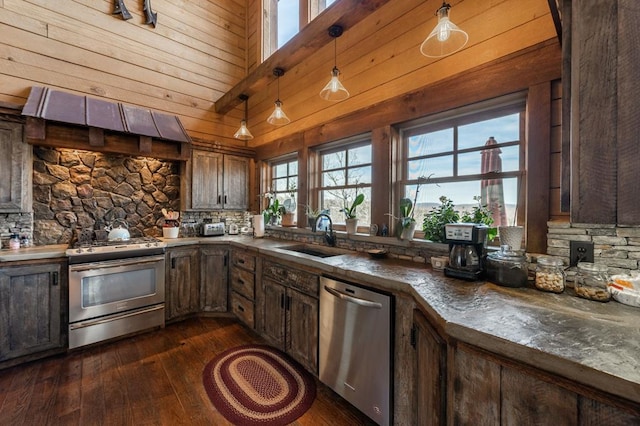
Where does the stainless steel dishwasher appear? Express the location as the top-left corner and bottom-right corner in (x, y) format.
(319, 276), (393, 426)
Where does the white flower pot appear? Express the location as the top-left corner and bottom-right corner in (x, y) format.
(345, 218), (358, 234)
(399, 222), (417, 241)
(162, 227), (179, 239)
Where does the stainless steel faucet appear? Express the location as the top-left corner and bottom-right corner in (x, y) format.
(315, 213), (336, 246)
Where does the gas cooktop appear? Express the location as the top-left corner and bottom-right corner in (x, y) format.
(66, 237), (166, 262)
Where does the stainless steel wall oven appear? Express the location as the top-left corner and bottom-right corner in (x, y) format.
(66, 238), (166, 349)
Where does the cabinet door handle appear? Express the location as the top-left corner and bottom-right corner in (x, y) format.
(238, 279), (245, 285)
(218, 195), (221, 204)
(238, 259), (245, 264)
(224, 195), (227, 204)
(285, 295), (291, 311)
(224, 255), (228, 267)
(280, 293), (285, 309)
(51, 271), (58, 286)
(171, 258), (176, 269)
(237, 305), (245, 312)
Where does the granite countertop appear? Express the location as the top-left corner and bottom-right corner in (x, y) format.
(4, 237), (639, 404)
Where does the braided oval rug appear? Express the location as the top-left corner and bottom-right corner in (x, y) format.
(203, 345), (316, 425)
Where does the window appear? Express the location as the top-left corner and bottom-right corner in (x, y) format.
(269, 158), (298, 211)
(400, 97), (526, 234)
(264, 0), (338, 58)
(318, 138), (372, 226)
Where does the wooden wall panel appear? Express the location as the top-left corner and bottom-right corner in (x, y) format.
(0, 0), (247, 144)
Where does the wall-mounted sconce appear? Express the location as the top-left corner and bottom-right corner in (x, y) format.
(234, 94), (253, 140)
(267, 68), (290, 126)
(319, 25), (350, 101)
(420, 2), (468, 58)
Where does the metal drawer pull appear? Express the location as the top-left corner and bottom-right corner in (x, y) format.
(323, 286), (382, 309)
(237, 305), (245, 312)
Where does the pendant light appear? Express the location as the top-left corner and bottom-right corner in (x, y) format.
(420, 2), (468, 58)
(234, 94), (253, 140)
(267, 67), (290, 126)
(319, 25), (349, 101)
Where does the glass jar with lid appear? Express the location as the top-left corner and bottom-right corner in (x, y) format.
(575, 262), (611, 302)
(535, 256), (565, 293)
(485, 246), (529, 288)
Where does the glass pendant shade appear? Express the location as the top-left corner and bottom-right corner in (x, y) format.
(234, 94), (253, 140)
(320, 67), (350, 101)
(267, 100), (290, 125)
(234, 119), (253, 140)
(420, 3), (468, 58)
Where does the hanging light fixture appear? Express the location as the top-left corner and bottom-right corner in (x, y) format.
(420, 2), (468, 58)
(267, 67), (290, 126)
(234, 94), (253, 140)
(319, 25), (350, 101)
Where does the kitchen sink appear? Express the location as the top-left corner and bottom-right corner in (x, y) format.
(281, 244), (348, 258)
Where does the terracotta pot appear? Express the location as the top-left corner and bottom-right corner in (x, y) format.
(281, 212), (296, 227)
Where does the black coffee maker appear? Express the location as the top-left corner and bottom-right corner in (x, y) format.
(444, 223), (488, 281)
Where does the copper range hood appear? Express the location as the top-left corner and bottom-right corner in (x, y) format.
(22, 86), (191, 161)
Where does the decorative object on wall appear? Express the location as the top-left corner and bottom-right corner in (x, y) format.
(420, 2), (468, 58)
(234, 94), (254, 140)
(112, 0), (157, 27)
(267, 68), (290, 126)
(143, 0), (157, 27)
(113, 0), (132, 20)
(319, 25), (350, 101)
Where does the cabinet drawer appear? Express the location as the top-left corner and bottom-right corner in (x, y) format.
(231, 251), (256, 271)
(230, 267), (255, 300)
(230, 291), (254, 329)
(263, 261), (319, 297)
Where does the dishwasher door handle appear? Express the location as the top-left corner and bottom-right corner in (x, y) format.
(323, 285), (382, 309)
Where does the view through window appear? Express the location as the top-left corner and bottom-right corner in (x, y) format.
(401, 101), (525, 234)
(319, 140), (372, 226)
(269, 158), (298, 213)
(270, 0), (338, 53)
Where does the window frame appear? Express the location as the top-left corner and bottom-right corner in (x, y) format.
(263, 0), (338, 59)
(312, 134), (373, 230)
(263, 154), (299, 213)
(397, 95), (527, 240)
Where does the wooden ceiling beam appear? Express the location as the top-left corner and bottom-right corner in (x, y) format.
(214, 0), (393, 115)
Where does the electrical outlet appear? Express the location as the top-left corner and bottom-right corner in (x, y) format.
(570, 241), (594, 266)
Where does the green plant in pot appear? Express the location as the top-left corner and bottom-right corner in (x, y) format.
(341, 192), (365, 234)
(422, 196), (459, 243)
(262, 198), (281, 226)
(393, 175), (428, 240)
(460, 195), (497, 242)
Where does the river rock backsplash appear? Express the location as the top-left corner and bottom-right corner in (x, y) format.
(33, 147), (180, 245)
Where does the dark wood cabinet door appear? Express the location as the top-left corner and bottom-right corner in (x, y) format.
(261, 278), (285, 350)
(286, 288), (318, 374)
(448, 344), (500, 426)
(413, 309), (446, 426)
(223, 155), (248, 210)
(200, 247), (228, 312)
(0, 262), (63, 360)
(191, 150), (222, 210)
(166, 246), (200, 321)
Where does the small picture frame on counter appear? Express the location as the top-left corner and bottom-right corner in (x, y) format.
(431, 256), (449, 271)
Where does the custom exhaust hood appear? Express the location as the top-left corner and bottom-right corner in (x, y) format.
(22, 86), (191, 161)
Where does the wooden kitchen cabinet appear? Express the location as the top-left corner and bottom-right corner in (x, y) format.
(0, 259), (67, 364)
(189, 149), (248, 210)
(448, 342), (640, 425)
(0, 120), (32, 212)
(413, 309), (447, 426)
(200, 246), (228, 313)
(229, 250), (256, 329)
(165, 246), (200, 322)
(260, 260), (319, 374)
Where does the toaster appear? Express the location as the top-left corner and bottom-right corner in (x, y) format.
(201, 222), (225, 236)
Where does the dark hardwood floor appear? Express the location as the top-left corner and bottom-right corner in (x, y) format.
(0, 317), (375, 425)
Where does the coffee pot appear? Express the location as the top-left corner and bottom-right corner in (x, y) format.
(444, 223), (488, 280)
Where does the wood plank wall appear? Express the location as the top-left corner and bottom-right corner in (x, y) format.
(0, 0), (248, 146)
(246, 0), (558, 147)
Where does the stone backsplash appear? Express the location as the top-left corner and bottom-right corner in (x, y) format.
(547, 221), (640, 275)
(33, 147), (181, 245)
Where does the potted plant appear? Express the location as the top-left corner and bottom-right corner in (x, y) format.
(341, 192), (365, 234)
(305, 205), (326, 232)
(280, 183), (297, 227)
(422, 196), (459, 243)
(460, 195), (497, 243)
(262, 196), (281, 226)
(392, 176), (427, 241)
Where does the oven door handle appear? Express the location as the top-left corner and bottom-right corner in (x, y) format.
(69, 305), (164, 330)
(69, 255), (165, 272)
